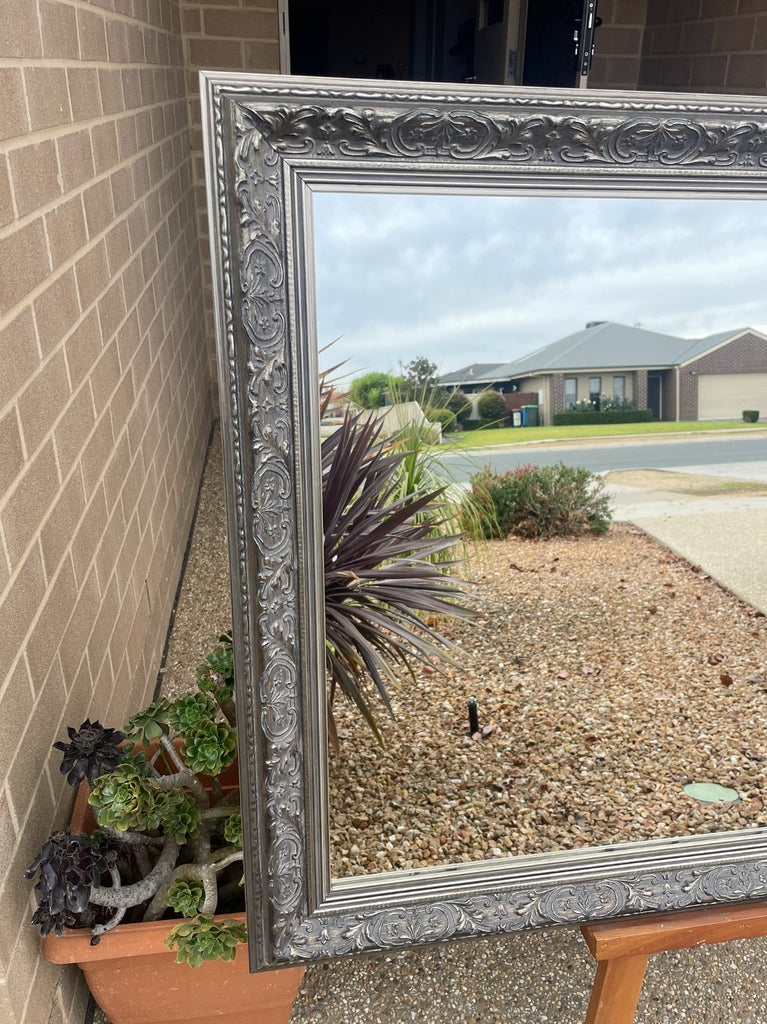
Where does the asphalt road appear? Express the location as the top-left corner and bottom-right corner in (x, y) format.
(441, 432), (767, 481)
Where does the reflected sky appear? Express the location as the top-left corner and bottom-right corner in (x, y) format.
(313, 192), (767, 378)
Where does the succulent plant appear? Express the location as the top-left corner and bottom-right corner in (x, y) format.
(25, 830), (116, 937)
(53, 721), (126, 787)
(166, 915), (248, 967)
(181, 719), (237, 776)
(166, 879), (205, 918)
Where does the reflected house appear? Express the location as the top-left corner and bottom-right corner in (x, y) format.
(439, 321), (767, 425)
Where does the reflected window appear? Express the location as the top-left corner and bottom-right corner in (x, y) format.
(613, 375), (625, 400)
(589, 376), (601, 410)
(565, 377), (577, 409)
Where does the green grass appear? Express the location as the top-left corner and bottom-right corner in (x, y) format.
(449, 420), (765, 449)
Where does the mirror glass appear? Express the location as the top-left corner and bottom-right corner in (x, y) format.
(313, 190), (767, 880)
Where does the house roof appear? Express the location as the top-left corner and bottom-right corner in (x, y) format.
(438, 362), (504, 384)
(439, 322), (760, 385)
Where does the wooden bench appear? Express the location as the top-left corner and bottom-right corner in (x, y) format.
(581, 900), (767, 1024)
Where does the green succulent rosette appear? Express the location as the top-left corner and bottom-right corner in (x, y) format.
(166, 879), (205, 918)
(165, 914), (247, 967)
(168, 693), (216, 733)
(180, 720), (237, 776)
(125, 699), (171, 746)
(88, 760), (163, 833)
(223, 812), (242, 848)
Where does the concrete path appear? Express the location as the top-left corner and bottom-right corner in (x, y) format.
(607, 463), (767, 615)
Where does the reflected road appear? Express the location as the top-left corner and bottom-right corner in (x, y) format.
(440, 433), (767, 482)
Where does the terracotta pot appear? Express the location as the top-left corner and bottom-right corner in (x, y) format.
(40, 765), (304, 1024)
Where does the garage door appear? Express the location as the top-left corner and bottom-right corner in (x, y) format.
(698, 373), (767, 419)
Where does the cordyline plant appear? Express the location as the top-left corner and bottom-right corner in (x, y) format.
(323, 410), (474, 744)
(26, 405), (474, 961)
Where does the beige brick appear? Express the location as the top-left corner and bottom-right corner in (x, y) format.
(713, 15), (756, 51)
(24, 558), (75, 687)
(67, 67), (102, 121)
(244, 39), (281, 69)
(726, 52), (767, 86)
(752, 14), (767, 48)
(0, 792), (19, 901)
(52, 382), (95, 479)
(17, 350), (70, 455)
(0, 544), (47, 687)
(203, 7), (276, 38)
(33, 268), (81, 359)
(83, 177), (116, 237)
(98, 278), (127, 342)
(111, 165), (135, 217)
(64, 307), (102, 392)
(187, 37), (244, 67)
(99, 68), (126, 115)
(90, 338), (123, 413)
(91, 121), (119, 176)
(56, 129), (95, 194)
(0, 68), (28, 141)
(0, 155), (13, 229)
(87, 569), (119, 666)
(76, 5), (107, 61)
(593, 25), (643, 54)
(680, 18), (715, 53)
(700, 0), (737, 13)
(1, 440), (59, 569)
(40, 0), (79, 59)
(666, 0), (703, 19)
(183, 7), (202, 33)
(0, 408), (24, 495)
(0, 0), (43, 57)
(46, 194), (87, 268)
(105, 219), (131, 276)
(8, 139), (61, 219)
(24, 67), (72, 131)
(106, 15), (130, 62)
(6, 679), (63, 833)
(0, 309), (39, 409)
(74, 238), (109, 310)
(0, 853), (35, 970)
(117, 114), (140, 161)
(0, 217), (51, 314)
(39, 468), (86, 580)
(58, 568), (100, 679)
(122, 67), (143, 109)
(71, 482), (108, 586)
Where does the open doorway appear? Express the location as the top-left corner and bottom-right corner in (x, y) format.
(288, 0), (599, 87)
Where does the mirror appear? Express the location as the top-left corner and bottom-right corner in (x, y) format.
(311, 189), (767, 880)
(201, 73), (767, 972)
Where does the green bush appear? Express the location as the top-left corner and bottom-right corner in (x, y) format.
(446, 389), (472, 424)
(426, 405), (457, 433)
(553, 408), (653, 425)
(743, 409), (760, 423)
(477, 390), (509, 424)
(469, 463), (612, 540)
(462, 417), (499, 431)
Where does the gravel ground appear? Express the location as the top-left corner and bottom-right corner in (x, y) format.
(93, 428), (767, 1024)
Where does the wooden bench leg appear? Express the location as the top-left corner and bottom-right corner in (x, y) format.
(585, 953), (650, 1024)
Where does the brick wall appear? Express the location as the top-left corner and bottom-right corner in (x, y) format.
(182, 0), (281, 384)
(640, 0), (767, 93)
(589, 0), (649, 90)
(680, 330), (767, 418)
(633, 369), (648, 411)
(0, 3), (211, 1022)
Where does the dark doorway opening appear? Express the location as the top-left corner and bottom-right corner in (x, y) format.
(647, 374), (662, 420)
(288, 0), (596, 86)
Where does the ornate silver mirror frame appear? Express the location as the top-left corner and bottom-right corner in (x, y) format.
(200, 71), (767, 972)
